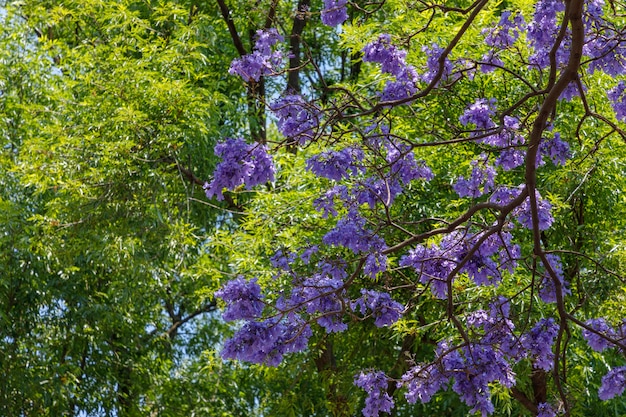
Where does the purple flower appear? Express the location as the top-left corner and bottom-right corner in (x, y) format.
(321, 0), (348, 27)
(480, 51), (504, 73)
(215, 277), (265, 321)
(466, 306), (517, 357)
(271, 95), (320, 144)
(482, 11), (525, 49)
(599, 366), (626, 400)
(490, 185), (522, 206)
(537, 402), (557, 417)
(558, 80), (584, 101)
(355, 371), (395, 417)
(229, 28), (284, 82)
(386, 140), (434, 183)
(286, 264), (348, 333)
(460, 98), (497, 133)
(352, 289), (403, 327)
(609, 81), (626, 122)
(353, 177), (403, 209)
(270, 249), (296, 271)
(585, 26), (626, 76)
(300, 245), (319, 264)
(322, 211), (387, 254)
(400, 243), (455, 299)
(401, 363), (450, 404)
(221, 318), (311, 366)
(307, 147), (364, 181)
(539, 133), (571, 165)
(538, 254), (570, 303)
(527, 0), (568, 69)
(205, 138), (275, 200)
(253, 28), (283, 55)
(514, 190), (554, 231)
(313, 185), (348, 218)
(521, 318), (559, 371)
(363, 35), (419, 103)
(363, 251), (389, 278)
(381, 79), (418, 102)
(453, 159), (497, 198)
(363, 35), (407, 78)
(496, 148), (525, 171)
(421, 43), (453, 85)
(582, 318), (616, 352)
(464, 231), (519, 286)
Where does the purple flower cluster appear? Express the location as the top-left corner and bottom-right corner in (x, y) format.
(521, 318), (559, 370)
(585, 32), (626, 76)
(460, 98), (497, 133)
(466, 302), (518, 357)
(323, 211), (386, 253)
(322, 211), (388, 277)
(399, 242), (455, 299)
(353, 177), (403, 209)
(496, 148), (525, 171)
(421, 43), (453, 85)
(363, 35), (408, 77)
(307, 147), (364, 181)
(321, 0), (348, 27)
(270, 248), (297, 271)
(538, 254), (570, 303)
(215, 277), (264, 321)
(221, 318), (312, 366)
(355, 371), (395, 417)
(204, 138), (275, 200)
(308, 135), (432, 216)
(453, 158), (497, 198)
(401, 362), (449, 404)
(479, 50), (504, 74)
(402, 340), (514, 416)
(270, 259), (350, 334)
(482, 11), (525, 49)
(582, 318), (617, 352)
(386, 140), (434, 183)
(286, 266), (349, 333)
(313, 185), (348, 217)
(583, 0), (626, 77)
(599, 366), (626, 400)
(396, 301), (569, 415)
(608, 81), (626, 122)
(400, 230), (520, 297)
(494, 116), (526, 170)
(490, 186), (554, 231)
(539, 133), (571, 165)
(363, 35), (419, 102)
(537, 402), (557, 417)
(229, 28), (284, 82)
(352, 289), (404, 327)
(527, 0), (569, 69)
(463, 231), (520, 286)
(271, 95), (320, 144)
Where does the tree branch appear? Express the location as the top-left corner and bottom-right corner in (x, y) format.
(216, 0), (247, 56)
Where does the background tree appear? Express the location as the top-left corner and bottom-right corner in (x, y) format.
(0, 1), (313, 415)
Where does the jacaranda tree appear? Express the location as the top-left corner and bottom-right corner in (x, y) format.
(208, 0), (626, 416)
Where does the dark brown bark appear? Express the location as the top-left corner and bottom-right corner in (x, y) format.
(287, 0), (311, 93)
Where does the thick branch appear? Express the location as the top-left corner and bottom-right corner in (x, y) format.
(511, 387), (538, 415)
(524, 1), (585, 415)
(216, 0), (247, 56)
(287, 0), (311, 93)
